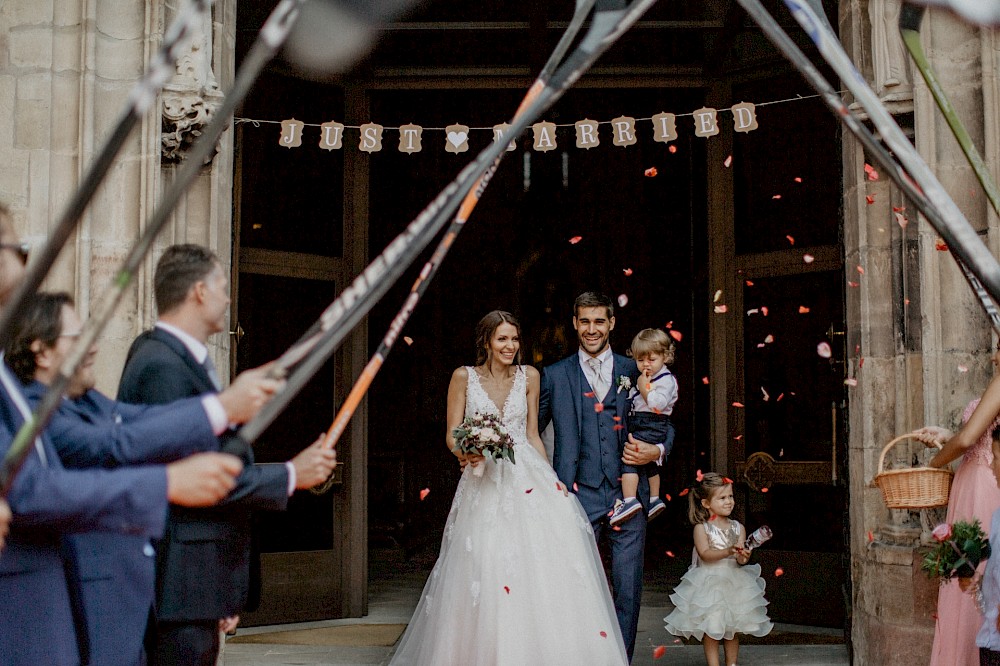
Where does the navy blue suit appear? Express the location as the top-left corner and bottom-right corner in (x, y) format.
(23, 381), (220, 666)
(538, 352), (645, 660)
(118, 327), (288, 664)
(0, 371), (167, 666)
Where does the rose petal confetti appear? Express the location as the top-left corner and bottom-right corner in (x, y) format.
(895, 211), (908, 229)
(525, 488), (533, 494)
(612, 415), (621, 422)
(958, 365), (969, 373)
(419, 488), (430, 500)
(864, 163), (879, 181)
(798, 306), (810, 314)
(654, 645), (667, 659)
(745, 279), (755, 287)
(724, 155), (733, 168)
(665, 494), (672, 501)
(803, 254), (815, 264)
(779, 448), (784, 456)
(777, 393), (784, 401)
(761, 387), (770, 401)
(594, 403), (605, 413)
(613, 424), (625, 431)
(600, 631), (608, 638)
(623, 267), (633, 276)
(569, 236), (583, 244)
(732, 401), (744, 408)
(935, 239), (948, 251)
(844, 378), (858, 387)
(848, 281), (860, 288)
(867, 530), (874, 542)
(772, 194), (782, 200)
(859, 357), (865, 367)
(504, 585), (510, 594)
(669, 145), (677, 153)
(573, 483), (579, 492)
(713, 289), (723, 302)
(644, 167), (658, 177)
(857, 265), (865, 275)
(734, 434), (743, 440)
(761, 306), (769, 316)
(761, 487), (769, 493)
(709, 513), (717, 520)
(702, 376), (709, 385)
(403, 336), (414, 346)
(696, 469), (704, 481)
(583, 391), (595, 398)
(764, 334), (774, 343)
(724, 477), (734, 484)
(665, 321), (673, 328)
(817, 342), (832, 358)
(665, 551), (675, 558)
(679, 488), (689, 496)
(618, 294), (629, 307)
(794, 176), (803, 183)
(866, 195), (875, 205)
(747, 308), (759, 316)
(714, 304), (728, 313)
(774, 567), (785, 577)
(669, 330), (683, 342)
(786, 235), (795, 245)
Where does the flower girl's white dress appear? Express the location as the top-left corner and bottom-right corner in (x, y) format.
(664, 519), (773, 641)
(389, 366), (628, 665)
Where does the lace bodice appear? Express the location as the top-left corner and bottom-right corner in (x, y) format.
(961, 398), (1000, 467)
(465, 366), (529, 447)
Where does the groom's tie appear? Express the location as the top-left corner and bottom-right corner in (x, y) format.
(588, 357), (609, 402)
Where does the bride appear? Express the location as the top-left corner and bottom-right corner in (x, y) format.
(390, 310), (628, 665)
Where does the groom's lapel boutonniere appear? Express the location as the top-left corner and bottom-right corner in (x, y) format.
(616, 375), (632, 394)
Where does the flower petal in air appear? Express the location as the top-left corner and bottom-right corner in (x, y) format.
(799, 306), (810, 314)
(644, 167), (658, 177)
(864, 163), (879, 181)
(732, 401), (744, 408)
(803, 254), (815, 264)
(569, 236), (583, 244)
(775, 567), (784, 577)
(618, 294), (629, 307)
(786, 235), (795, 245)
(623, 267), (633, 276)
(714, 305), (727, 313)
(403, 336), (414, 346)
(696, 469), (704, 481)
(419, 488), (430, 501)
(817, 342), (832, 358)
(593, 403), (604, 413)
(724, 155), (733, 168)
(668, 145), (677, 154)
(935, 238), (948, 251)
(669, 330), (683, 342)
(654, 646), (667, 659)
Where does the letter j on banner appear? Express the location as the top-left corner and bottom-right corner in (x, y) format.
(280, 119), (304, 148)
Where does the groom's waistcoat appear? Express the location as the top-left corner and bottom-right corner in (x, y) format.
(577, 363), (622, 488)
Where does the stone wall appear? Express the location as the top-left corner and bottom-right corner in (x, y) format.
(0, 0), (235, 393)
(844, 1), (1000, 661)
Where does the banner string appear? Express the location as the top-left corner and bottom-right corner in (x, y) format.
(233, 90), (843, 131)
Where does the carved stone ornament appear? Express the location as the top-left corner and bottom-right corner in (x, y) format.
(161, 2), (225, 164)
(744, 451), (776, 492)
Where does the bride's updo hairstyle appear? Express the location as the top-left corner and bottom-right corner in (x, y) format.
(475, 310), (522, 367)
(688, 472), (729, 524)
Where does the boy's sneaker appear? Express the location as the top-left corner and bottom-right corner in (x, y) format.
(609, 497), (642, 526)
(647, 497), (666, 522)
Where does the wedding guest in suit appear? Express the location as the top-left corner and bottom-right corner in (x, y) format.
(119, 243), (337, 665)
(0, 205), (244, 665)
(7, 290), (282, 666)
(538, 291), (672, 660)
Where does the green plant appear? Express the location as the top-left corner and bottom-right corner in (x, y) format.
(921, 519), (992, 582)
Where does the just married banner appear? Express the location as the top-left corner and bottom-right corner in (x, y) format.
(230, 96), (821, 154)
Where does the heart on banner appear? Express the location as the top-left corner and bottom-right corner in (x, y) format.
(444, 124), (470, 153)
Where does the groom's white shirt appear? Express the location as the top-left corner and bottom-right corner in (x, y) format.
(577, 347), (666, 465)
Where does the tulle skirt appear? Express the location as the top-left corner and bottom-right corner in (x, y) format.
(389, 445), (628, 665)
(664, 558), (773, 642)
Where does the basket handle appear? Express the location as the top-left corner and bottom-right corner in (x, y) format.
(876, 433), (943, 475)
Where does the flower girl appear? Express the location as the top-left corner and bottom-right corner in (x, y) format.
(664, 473), (772, 666)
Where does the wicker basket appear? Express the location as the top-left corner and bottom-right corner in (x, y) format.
(873, 434), (953, 509)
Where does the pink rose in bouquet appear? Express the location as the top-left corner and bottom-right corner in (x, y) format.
(931, 523), (952, 543)
(451, 412), (517, 477)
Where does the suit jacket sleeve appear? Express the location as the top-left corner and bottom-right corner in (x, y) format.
(35, 389), (218, 468)
(538, 366), (553, 434)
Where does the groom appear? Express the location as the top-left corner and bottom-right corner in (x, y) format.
(538, 291), (669, 660)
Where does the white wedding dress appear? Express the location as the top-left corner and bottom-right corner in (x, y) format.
(390, 366), (628, 665)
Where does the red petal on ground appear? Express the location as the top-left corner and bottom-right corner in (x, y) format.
(593, 403), (604, 413)
(419, 488), (430, 500)
(504, 585), (510, 594)
(669, 330), (683, 342)
(569, 236), (583, 244)
(734, 435), (743, 440)
(654, 646), (667, 659)
(644, 167), (658, 177)
(600, 631), (608, 638)
(525, 488), (533, 494)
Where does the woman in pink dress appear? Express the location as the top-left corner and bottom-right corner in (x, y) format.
(916, 343), (1000, 666)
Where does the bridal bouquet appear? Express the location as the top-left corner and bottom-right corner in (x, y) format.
(451, 413), (516, 477)
(921, 519), (991, 583)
